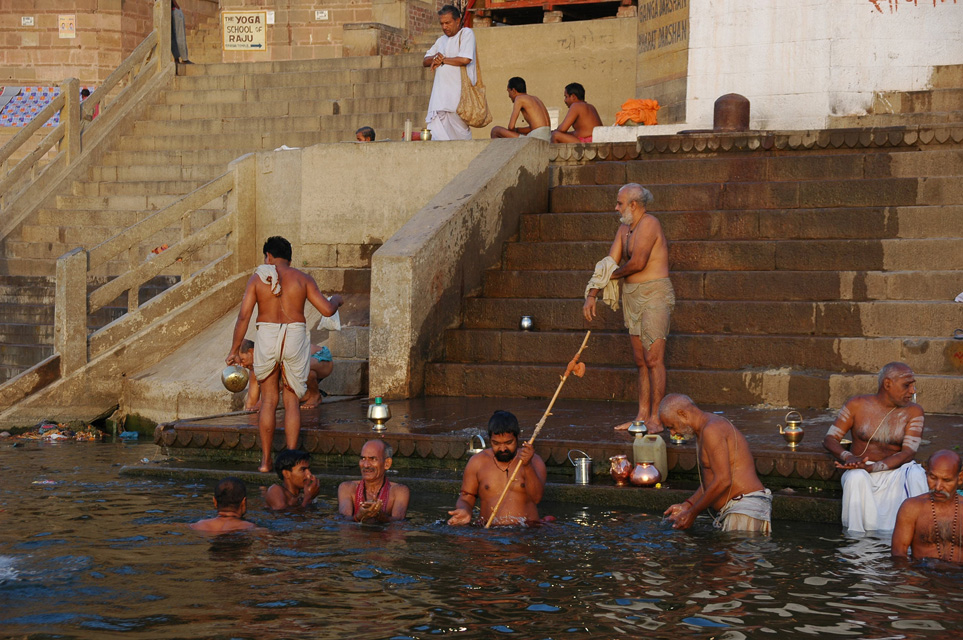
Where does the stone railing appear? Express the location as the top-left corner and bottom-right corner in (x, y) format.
(55, 155), (256, 377)
(0, 0), (173, 242)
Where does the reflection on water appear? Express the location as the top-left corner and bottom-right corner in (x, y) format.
(2, 443), (963, 639)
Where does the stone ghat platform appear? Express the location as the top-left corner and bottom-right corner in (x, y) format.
(154, 396), (963, 490)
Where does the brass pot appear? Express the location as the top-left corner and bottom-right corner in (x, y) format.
(609, 454), (631, 487)
(221, 365), (249, 393)
(778, 410), (804, 447)
(630, 462), (661, 487)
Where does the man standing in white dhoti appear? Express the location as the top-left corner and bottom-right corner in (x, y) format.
(423, 5), (476, 141)
(226, 236), (343, 473)
(824, 362), (927, 533)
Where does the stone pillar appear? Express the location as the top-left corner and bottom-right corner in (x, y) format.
(228, 154), (258, 274)
(61, 78), (80, 163)
(55, 248), (88, 376)
(713, 93), (751, 131)
(153, 0), (172, 72)
(543, 10), (563, 23)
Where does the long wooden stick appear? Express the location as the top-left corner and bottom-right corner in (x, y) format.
(484, 330), (591, 528)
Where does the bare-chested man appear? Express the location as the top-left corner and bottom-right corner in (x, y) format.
(551, 83), (603, 143)
(447, 410), (547, 526)
(226, 236), (343, 472)
(660, 394), (772, 533)
(190, 477), (258, 533)
(338, 439), (410, 522)
(892, 450), (963, 562)
(490, 77), (552, 142)
(823, 362), (927, 533)
(583, 183), (674, 432)
(265, 449), (322, 511)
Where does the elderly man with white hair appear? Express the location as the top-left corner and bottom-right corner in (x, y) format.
(583, 183), (675, 431)
(824, 362), (928, 533)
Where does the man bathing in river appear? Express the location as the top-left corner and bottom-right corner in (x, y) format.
(448, 411), (547, 526)
(583, 183), (674, 432)
(338, 439), (410, 522)
(892, 450), (963, 562)
(265, 449), (321, 511)
(660, 394), (772, 533)
(226, 236), (343, 473)
(190, 477), (257, 533)
(237, 339), (333, 411)
(823, 362), (927, 533)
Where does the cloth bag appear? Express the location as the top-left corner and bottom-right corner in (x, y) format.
(456, 31), (492, 128)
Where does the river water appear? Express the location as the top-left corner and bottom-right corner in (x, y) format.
(2, 441), (961, 639)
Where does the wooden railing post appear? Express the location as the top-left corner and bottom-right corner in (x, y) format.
(228, 154), (258, 273)
(61, 78), (80, 162)
(55, 248), (89, 376)
(154, 0), (172, 71)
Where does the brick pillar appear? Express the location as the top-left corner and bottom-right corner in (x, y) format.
(55, 248), (88, 376)
(61, 78), (80, 162)
(153, 0), (172, 70)
(228, 154), (258, 274)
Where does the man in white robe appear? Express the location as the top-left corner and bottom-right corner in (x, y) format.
(423, 5), (477, 141)
(824, 362), (927, 533)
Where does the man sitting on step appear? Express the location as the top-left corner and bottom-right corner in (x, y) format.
(824, 362), (927, 533)
(237, 339), (333, 410)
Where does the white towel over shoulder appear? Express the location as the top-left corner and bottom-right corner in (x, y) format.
(255, 264), (281, 296)
(585, 256), (620, 311)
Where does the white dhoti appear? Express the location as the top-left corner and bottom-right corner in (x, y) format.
(425, 28), (476, 142)
(840, 461), (927, 533)
(253, 322), (311, 399)
(716, 488), (773, 534)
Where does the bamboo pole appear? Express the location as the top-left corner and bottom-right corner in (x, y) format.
(484, 331), (591, 529)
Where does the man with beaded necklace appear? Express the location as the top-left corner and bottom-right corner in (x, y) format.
(892, 450), (963, 562)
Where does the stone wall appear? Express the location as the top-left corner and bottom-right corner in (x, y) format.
(0, 0), (217, 86)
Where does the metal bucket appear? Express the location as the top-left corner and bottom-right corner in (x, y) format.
(568, 449), (592, 485)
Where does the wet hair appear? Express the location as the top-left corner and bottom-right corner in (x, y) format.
(929, 449), (963, 475)
(262, 236), (292, 262)
(877, 361), (911, 390)
(438, 4), (461, 19)
(620, 183), (654, 207)
(487, 410), (520, 440)
(508, 77), (527, 94)
(564, 83), (585, 101)
(214, 477), (247, 509)
(81, 88), (90, 98)
(274, 449), (310, 480)
(356, 126), (375, 141)
(239, 339), (254, 354)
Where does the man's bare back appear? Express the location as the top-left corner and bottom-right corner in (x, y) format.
(698, 416), (765, 511)
(552, 101), (603, 142)
(512, 93), (550, 131)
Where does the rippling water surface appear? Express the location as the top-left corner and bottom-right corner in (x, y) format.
(2, 442), (962, 639)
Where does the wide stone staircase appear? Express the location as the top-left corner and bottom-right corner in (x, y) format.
(0, 53), (434, 386)
(425, 130), (963, 414)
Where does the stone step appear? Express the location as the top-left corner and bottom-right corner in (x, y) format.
(0, 323), (54, 343)
(34, 208), (222, 228)
(112, 130), (335, 151)
(101, 149), (245, 167)
(828, 111), (963, 128)
(520, 205), (963, 242)
(171, 64), (430, 90)
(481, 269), (963, 302)
(502, 238), (963, 272)
(3, 238), (227, 261)
(552, 150), (963, 187)
(932, 64), (963, 90)
(162, 80), (432, 105)
(549, 177), (961, 213)
(460, 297), (963, 337)
(177, 53), (425, 77)
(441, 329), (963, 375)
(71, 179), (206, 197)
(21, 215), (219, 245)
(131, 115), (327, 136)
(0, 342), (54, 364)
(304, 267), (372, 294)
(56, 193), (228, 211)
(89, 163), (227, 182)
(874, 88), (963, 114)
(0, 302), (125, 326)
(424, 362), (963, 413)
(147, 99), (342, 120)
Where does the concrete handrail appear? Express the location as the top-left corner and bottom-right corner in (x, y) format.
(0, 0), (173, 242)
(54, 154), (257, 378)
(368, 138), (549, 398)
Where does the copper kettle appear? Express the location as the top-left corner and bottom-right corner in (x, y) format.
(630, 462), (661, 487)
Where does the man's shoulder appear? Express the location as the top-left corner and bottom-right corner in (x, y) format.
(338, 479), (360, 492)
(390, 481), (410, 495)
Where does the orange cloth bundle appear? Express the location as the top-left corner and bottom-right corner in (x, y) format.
(615, 99), (660, 126)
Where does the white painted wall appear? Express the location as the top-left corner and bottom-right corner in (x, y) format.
(685, 0), (963, 130)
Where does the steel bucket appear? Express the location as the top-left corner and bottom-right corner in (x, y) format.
(568, 449), (592, 485)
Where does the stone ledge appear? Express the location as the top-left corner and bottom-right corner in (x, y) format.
(549, 124), (963, 164)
